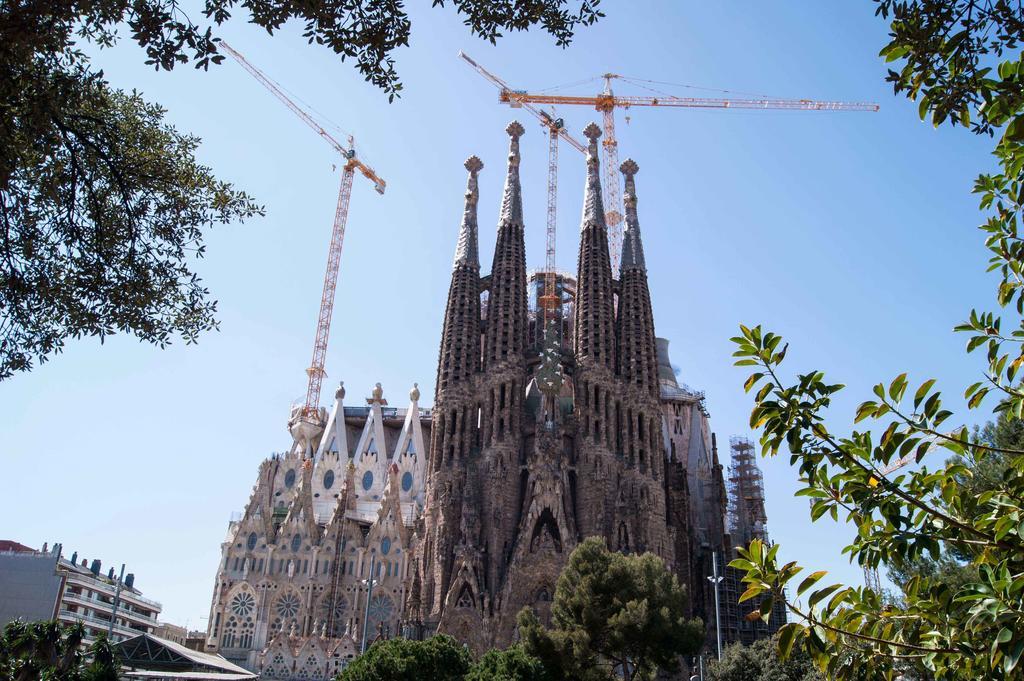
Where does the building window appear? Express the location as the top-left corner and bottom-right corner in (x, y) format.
(284, 469), (296, 488)
(247, 532), (258, 551)
(291, 534), (302, 552)
(323, 470), (335, 489)
(381, 537), (392, 555)
(362, 470), (374, 491)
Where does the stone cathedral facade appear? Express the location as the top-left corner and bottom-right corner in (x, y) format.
(204, 121), (730, 677)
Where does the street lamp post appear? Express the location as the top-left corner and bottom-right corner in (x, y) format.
(360, 555), (377, 653)
(707, 552), (724, 661)
(107, 563), (126, 640)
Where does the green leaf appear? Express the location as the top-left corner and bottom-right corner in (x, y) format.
(808, 584), (842, 610)
(759, 594), (774, 623)
(777, 622), (803, 660)
(797, 570), (827, 597)
(738, 585), (763, 603)
(889, 373), (908, 401)
(1006, 639), (1024, 673)
(914, 379), (936, 409)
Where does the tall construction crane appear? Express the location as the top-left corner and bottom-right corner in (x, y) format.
(466, 62), (879, 275)
(220, 42), (385, 426)
(459, 52), (585, 327)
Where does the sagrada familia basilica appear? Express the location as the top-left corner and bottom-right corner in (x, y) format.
(203, 121), (740, 678)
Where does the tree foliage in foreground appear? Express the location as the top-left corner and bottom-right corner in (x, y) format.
(0, 62), (261, 380)
(885, 418), (1022, 592)
(336, 635), (470, 681)
(707, 636), (823, 681)
(5, 0), (603, 98)
(726, 5), (1024, 678)
(336, 635), (548, 681)
(0, 619), (120, 681)
(0, 0), (602, 380)
(517, 537), (704, 681)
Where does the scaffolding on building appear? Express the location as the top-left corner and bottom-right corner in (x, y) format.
(727, 436), (768, 549)
(720, 436), (787, 647)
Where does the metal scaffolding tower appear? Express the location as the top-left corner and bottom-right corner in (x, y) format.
(728, 436), (768, 549)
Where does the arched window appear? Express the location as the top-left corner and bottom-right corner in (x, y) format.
(323, 470), (335, 489)
(291, 534), (302, 552)
(284, 469), (296, 488)
(617, 522), (630, 552)
(247, 532), (258, 551)
(222, 589), (256, 649)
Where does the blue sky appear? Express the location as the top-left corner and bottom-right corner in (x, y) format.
(1, 2), (999, 628)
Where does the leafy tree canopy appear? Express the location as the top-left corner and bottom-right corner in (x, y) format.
(885, 419), (1023, 592)
(465, 645), (552, 681)
(708, 636), (823, 681)
(517, 537), (704, 681)
(0, 619), (120, 681)
(336, 634), (471, 681)
(726, 4), (1024, 678)
(336, 636), (550, 681)
(1, 0), (602, 380)
(6, 0), (603, 97)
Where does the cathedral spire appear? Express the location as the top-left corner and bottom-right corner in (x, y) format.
(616, 159), (658, 396)
(581, 122), (606, 231)
(499, 121), (525, 227)
(573, 122), (616, 371)
(619, 159), (645, 271)
(436, 156), (484, 394)
(483, 122), (529, 367)
(454, 156), (483, 269)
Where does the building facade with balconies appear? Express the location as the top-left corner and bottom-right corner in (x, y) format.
(0, 541), (162, 645)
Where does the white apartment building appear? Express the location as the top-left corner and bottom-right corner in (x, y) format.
(0, 542), (162, 645)
(57, 551), (162, 644)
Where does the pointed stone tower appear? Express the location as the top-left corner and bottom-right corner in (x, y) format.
(481, 121), (529, 447)
(416, 121), (696, 653)
(612, 159), (669, 555)
(420, 156), (484, 623)
(437, 156), (484, 394)
(616, 159), (659, 397)
(574, 123), (617, 374)
(571, 123), (621, 542)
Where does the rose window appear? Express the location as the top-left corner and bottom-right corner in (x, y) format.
(366, 594), (395, 630)
(230, 591), (255, 618)
(276, 592), (301, 619)
(320, 594), (348, 623)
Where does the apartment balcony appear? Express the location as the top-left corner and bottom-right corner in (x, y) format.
(60, 590), (159, 625)
(57, 608), (150, 642)
(63, 572), (162, 611)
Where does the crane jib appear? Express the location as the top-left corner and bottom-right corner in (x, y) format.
(221, 41), (386, 421)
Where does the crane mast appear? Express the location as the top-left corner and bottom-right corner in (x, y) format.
(459, 52), (587, 331)
(598, 75), (623, 273)
(541, 114), (561, 324)
(464, 56), (878, 275)
(220, 41), (385, 424)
